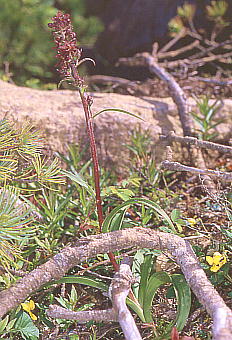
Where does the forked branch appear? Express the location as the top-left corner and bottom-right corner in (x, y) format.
(0, 228), (231, 340)
(48, 257), (142, 340)
(160, 131), (232, 155)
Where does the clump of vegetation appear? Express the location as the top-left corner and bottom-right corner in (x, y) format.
(0, 8), (231, 340)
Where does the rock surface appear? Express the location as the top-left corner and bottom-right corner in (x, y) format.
(0, 80), (231, 171)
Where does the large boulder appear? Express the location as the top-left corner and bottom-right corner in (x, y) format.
(0, 80), (231, 171)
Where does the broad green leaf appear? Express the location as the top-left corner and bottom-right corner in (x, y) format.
(109, 208), (127, 232)
(138, 255), (154, 306)
(171, 274), (191, 330)
(126, 297), (145, 322)
(6, 318), (16, 332)
(159, 274), (191, 339)
(170, 209), (180, 222)
(70, 286), (78, 307)
(0, 315), (9, 333)
(102, 197), (176, 233)
(109, 186), (135, 201)
(14, 312), (39, 340)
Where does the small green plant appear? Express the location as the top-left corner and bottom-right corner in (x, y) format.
(169, 0), (229, 38)
(0, 119), (64, 268)
(0, 306), (39, 340)
(126, 130), (160, 190)
(191, 96), (223, 140)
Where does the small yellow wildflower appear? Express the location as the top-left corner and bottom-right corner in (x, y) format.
(206, 252), (227, 272)
(21, 300), (37, 320)
(187, 218), (197, 227)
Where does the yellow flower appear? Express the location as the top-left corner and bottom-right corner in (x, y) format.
(206, 252), (227, 272)
(21, 300), (37, 320)
(187, 218), (197, 227)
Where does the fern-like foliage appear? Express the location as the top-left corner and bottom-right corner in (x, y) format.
(0, 118), (65, 268)
(0, 119), (65, 188)
(0, 187), (36, 268)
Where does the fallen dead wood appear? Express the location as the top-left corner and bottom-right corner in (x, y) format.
(162, 160), (232, 183)
(160, 131), (232, 155)
(119, 52), (193, 137)
(48, 257), (142, 340)
(118, 52), (215, 191)
(0, 227), (231, 339)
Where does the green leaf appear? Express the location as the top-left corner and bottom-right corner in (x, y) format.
(0, 315), (9, 333)
(159, 274), (191, 339)
(138, 255), (154, 306)
(109, 186), (135, 201)
(170, 209), (180, 222)
(109, 208), (127, 232)
(172, 274), (191, 330)
(53, 276), (108, 292)
(93, 108), (144, 121)
(143, 272), (171, 323)
(6, 318), (16, 332)
(62, 169), (95, 196)
(141, 272), (191, 339)
(14, 312), (39, 340)
(70, 285), (78, 306)
(126, 297), (145, 322)
(102, 197), (176, 233)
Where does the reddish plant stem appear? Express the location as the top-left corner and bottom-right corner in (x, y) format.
(78, 90), (119, 271)
(78, 89), (103, 227)
(70, 63), (119, 271)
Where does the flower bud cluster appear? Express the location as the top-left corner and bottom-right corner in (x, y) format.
(48, 11), (83, 86)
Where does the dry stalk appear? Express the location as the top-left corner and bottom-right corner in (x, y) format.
(0, 228), (231, 339)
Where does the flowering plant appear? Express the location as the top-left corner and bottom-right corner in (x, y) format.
(206, 251), (227, 272)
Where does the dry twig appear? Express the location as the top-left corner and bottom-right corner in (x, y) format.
(162, 160), (232, 183)
(160, 131), (232, 155)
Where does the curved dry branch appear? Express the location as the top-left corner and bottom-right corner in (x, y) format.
(160, 131), (232, 155)
(162, 159), (232, 182)
(0, 228), (231, 339)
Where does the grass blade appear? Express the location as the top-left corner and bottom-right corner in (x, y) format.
(93, 108), (144, 121)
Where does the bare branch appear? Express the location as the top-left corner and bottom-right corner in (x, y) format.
(162, 160), (232, 182)
(0, 228), (231, 339)
(47, 305), (117, 322)
(139, 53), (193, 137)
(160, 51), (232, 69)
(48, 257), (142, 340)
(189, 39), (232, 60)
(158, 29), (187, 53)
(117, 53), (215, 191)
(158, 40), (200, 60)
(86, 75), (132, 87)
(160, 131), (232, 155)
(109, 257), (142, 340)
(189, 76), (232, 86)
